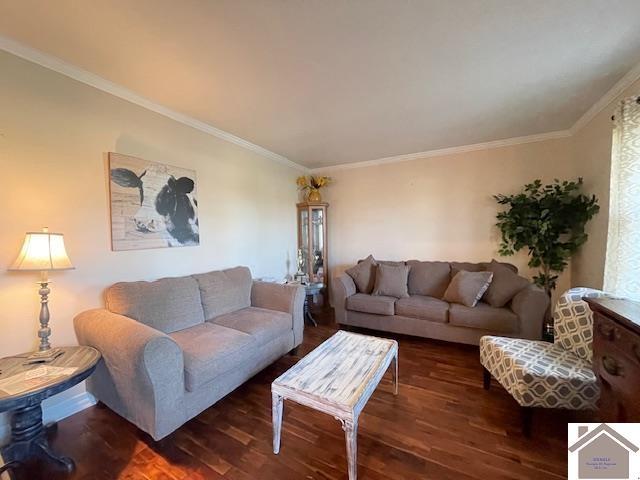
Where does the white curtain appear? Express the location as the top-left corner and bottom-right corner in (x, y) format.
(604, 95), (640, 301)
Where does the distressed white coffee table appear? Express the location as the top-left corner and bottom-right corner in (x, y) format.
(271, 330), (398, 480)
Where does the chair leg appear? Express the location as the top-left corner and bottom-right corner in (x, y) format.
(521, 407), (533, 437)
(289, 346), (299, 356)
(483, 367), (491, 390)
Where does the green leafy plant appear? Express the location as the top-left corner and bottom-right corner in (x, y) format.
(494, 178), (599, 295)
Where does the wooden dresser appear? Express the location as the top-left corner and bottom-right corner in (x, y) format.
(586, 297), (640, 422)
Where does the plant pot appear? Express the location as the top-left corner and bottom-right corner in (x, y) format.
(307, 189), (322, 202)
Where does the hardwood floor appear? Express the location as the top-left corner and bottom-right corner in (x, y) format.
(13, 309), (597, 479)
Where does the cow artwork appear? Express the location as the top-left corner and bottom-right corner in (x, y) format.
(108, 152), (199, 250)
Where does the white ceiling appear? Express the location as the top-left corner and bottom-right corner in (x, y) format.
(1, 0), (640, 168)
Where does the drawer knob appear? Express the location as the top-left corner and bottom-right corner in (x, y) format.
(602, 356), (623, 377)
(598, 324), (618, 341)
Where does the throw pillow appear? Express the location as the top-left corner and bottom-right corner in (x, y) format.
(345, 255), (377, 293)
(482, 259), (530, 307)
(372, 263), (410, 298)
(443, 270), (494, 307)
(407, 260), (451, 297)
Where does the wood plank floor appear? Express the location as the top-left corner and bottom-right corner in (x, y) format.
(14, 309), (597, 479)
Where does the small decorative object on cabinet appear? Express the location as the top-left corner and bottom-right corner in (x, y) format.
(9, 228), (74, 352)
(586, 297), (640, 422)
(296, 175), (331, 203)
(297, 201), (328, 286)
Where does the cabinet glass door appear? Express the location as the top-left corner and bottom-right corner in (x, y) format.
(310, 208), (324, 282)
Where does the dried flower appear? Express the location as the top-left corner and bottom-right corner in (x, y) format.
(296, 175), (331, 191)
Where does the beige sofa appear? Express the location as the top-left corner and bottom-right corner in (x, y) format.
(74, 266), (304, 440)
(333, 260), (548, 345)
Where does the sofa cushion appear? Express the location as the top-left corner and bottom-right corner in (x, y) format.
(372, 263), (410, 298)
(211, 307), (292, 345)
(346, 293), (396, 315)
(482, 259), (530, 307)
(170, 323), (256, 391)
(106, 275), (205, 334)
(449, 303), (518, 333)
(395, 295), (449, 323)
(443, 270), (493, 307)
(407, 261), (451, 297)
(193, 266), (252, 319)
(450, 261), (518, 277)
(345, 255), (377, 294)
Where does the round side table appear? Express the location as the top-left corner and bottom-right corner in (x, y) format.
(304, 282), (324, 327)
(0, 346), (101, 475)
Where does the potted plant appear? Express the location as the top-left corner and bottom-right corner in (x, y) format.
(494, 178), (599, 338)
(296, 175), (332, 202)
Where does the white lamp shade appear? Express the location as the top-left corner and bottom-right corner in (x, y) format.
(9, 231), (74, 271)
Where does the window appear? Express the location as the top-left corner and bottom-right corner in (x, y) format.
(604, 95), (640, 301)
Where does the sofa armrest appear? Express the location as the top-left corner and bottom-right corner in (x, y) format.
(251, 281), (305, 346)
(332, 273), (356, 325)
(74, 308), (186, 440)
(510, 285), (549, 340)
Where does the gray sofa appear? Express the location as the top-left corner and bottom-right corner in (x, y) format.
(333, 260), (548, 345)
(74, 266), (304, 440)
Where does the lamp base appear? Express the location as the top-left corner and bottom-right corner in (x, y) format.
(37, 278), (52, 352)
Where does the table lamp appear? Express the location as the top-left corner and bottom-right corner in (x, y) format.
(9, 227), (74, 352)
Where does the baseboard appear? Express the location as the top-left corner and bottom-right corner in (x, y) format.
(0, 391), (96, 446)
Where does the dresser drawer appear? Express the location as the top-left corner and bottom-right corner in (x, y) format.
(587, 298), (640, 422)
(593, 312), (640, 366)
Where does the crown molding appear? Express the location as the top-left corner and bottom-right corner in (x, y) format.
(570, 60), (640, 134)
(0, 35), (307, 172)
(311, 129), (572, 172)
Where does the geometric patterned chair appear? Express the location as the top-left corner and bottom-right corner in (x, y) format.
(479, 287), (609, 436)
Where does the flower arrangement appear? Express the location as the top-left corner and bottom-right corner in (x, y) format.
(296, 175), (331, 190)
(296, 175), (331, 202)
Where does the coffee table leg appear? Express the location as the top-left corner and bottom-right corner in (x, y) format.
(392, 352), (399, 395)
(272, 392), (284, 454)
(340, 418), (358, 480)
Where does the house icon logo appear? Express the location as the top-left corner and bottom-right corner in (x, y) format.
(568, 423), (640, 479)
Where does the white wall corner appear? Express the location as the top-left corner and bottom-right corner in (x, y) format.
(570, 60), (640, 134)
(311, 130), (572, 173)
(0, 34), (307, 173)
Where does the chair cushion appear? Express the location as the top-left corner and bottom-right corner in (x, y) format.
(553, 287), (609, 362)
(449, 303), (518, 332)
(482, 260), (530, 308)
(193, 266), (252, 319)
(106, 275), (205, 334)
(346, 293), (396, 315)
(443, 271), (494, 307)
(345, 255), (377, 294)
(395, 295), (449, 323)
(211, 307), (292, 344)
(170, 323), (256, 391)
(406, 261), (451, 298)
(479, 336), (599, 409)
(372, 263), (410, 298)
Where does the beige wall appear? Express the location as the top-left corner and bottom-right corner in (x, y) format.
(321, 137), (576, 298)
(0, 50), (300, 427)
(571, 77), (640, 289)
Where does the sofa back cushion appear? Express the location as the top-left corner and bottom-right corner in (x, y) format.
(407, 261), (451, 297)
(193, 266), (252, 319)
(450, 261), (518, 277)
(106, 275), (205, 334)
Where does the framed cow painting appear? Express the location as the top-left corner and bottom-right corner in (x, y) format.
(108, 152), (199, 250)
